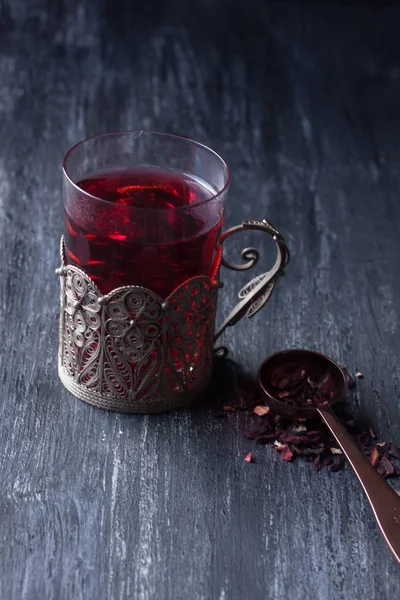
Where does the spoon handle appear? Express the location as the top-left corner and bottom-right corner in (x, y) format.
(318, 406), (400, 565)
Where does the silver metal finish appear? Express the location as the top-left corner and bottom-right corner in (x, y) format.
(57, 218), (289, 413)
(214, 219), (290, 341)
(57, 239), (218, 413)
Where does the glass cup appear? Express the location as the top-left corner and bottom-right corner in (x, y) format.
(57, 131), (290, 413)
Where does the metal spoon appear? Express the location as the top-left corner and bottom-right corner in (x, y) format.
(258, 349), (400, 565)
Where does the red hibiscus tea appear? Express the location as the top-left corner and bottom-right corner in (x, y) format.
(64, 165), (223, 296)
(59, 131), (234, 413)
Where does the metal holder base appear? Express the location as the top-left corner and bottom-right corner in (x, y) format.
(58, 360), (211, 413)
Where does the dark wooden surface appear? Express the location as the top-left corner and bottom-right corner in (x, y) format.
(1, 1), (400, 598)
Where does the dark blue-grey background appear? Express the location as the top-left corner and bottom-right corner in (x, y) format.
(1, 1), (400, 598)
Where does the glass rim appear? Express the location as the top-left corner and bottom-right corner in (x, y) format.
(62, 130), (231, 212)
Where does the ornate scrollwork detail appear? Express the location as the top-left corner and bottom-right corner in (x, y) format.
(214, 218), (290, 342)
(57, 238), (219, 413)
(221, 245), (260, 272)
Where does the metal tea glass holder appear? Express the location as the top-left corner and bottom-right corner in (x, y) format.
(57, 219), (289, 413)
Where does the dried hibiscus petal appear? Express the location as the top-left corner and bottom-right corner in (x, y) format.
(244, 452), (254, 463)
(281, 445), (294, 461)
(330, 447), (343, 455)
(378, 456), (396, 478)
(370, 447), (380, 467)
(253, 405), (270, 416)
(274, 440), (286, 451)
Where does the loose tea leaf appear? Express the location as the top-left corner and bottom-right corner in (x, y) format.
(377, 456), (395, 477)
(253, 405), (270, 416)
(244, 452), (254, 463)
(281, 445), (294, 461)
(274, 440), (286, 450)
(370, 447), (380, 467)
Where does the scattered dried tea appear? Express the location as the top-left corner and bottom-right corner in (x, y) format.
(216, 367), (400, 479)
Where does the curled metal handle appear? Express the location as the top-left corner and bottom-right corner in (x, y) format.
(214, 219), (290, 343)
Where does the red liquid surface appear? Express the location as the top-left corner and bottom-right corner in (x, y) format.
(64, 166), (223, 297)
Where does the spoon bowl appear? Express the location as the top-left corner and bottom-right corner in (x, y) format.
(258, 349), (347, 418)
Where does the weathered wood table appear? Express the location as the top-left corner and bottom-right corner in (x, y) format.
(1, 1), (399, 598)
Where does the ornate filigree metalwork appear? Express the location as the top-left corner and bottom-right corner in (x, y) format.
(214, 219), (290, 341)
(57, 218), (289, 413)
(57, 239), (219, 413)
